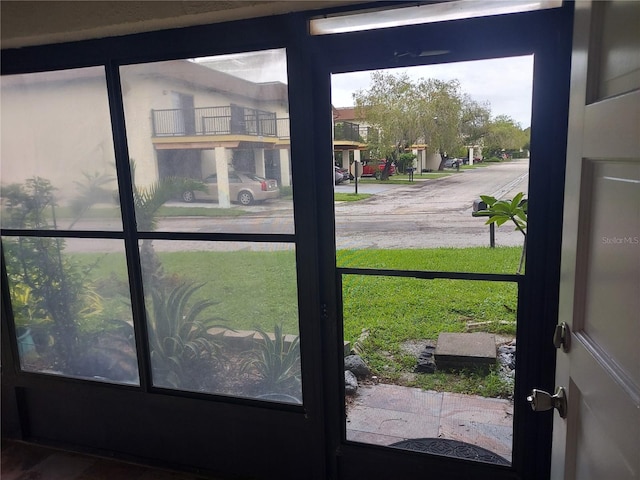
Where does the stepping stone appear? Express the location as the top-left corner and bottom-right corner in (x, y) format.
(435, 333), (496, 372)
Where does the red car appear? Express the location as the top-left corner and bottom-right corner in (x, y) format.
(361, 161), (395, 178)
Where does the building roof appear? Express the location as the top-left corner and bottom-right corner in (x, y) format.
(333, 106), (358, 121)
(1, 59), (289, 103)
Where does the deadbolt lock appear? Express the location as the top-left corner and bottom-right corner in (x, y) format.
(527, 386), (567, 418)
(553, 322), (571, 352)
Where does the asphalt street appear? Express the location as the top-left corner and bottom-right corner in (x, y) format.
(61, 159), (529, 253)
(334, 159), (529, 249)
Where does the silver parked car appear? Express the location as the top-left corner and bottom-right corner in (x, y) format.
(181, 171), (279, 205)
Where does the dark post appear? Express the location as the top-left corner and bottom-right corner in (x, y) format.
(472, 198), (495, 248)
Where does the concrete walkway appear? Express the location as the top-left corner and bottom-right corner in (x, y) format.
(346, 383), (513, 463)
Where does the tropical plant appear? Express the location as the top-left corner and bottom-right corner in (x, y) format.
(2, 177), (82, 368)
(242, 323), (301, 395)
(147, 281), (226, 390)
(129, 160), (205, 286)
(67, 170), (117, 228)
(477, 192), (528, 274)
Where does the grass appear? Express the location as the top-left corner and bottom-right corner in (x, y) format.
(408, 367), (512, 398)
(349, 172), (453, 184)
(337, 246), (521, 272)
(341, 275), (517, 343)
(334, 193), (372, 202)
(72, 246), (519, 397)
(0, 204), (246, 227)
(156, 206), (246, 217)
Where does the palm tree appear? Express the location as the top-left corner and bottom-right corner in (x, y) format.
(129, 161), (205, 286)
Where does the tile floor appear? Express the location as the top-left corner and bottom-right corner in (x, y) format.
(0, 440), (229, 480)
(346, 383), (514, 462)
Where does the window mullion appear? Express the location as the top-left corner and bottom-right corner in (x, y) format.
(104, 60), (152, 391)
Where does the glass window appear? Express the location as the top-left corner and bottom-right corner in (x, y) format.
(119, 49), (294, 234)
(332, 56), (533, 274)
(141, 240), (301, 403)
(1, 68), (123, 231)
(3, 237), (139, 385)
(1, 66), (138, 385)
(119, 49), (301, 403)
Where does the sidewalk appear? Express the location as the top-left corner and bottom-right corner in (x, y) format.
(346, 383), (513, 463)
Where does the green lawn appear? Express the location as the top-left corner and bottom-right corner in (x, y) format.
(74, 246), (519, 397)
(356, 173), (451, 184)
(334, 193), (372, 202)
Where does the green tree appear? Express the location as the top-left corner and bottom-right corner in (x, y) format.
(416, 78), (463, 169)
(354, 72), (492, 174)
(484, 115), (529, 158)
(354, 72), (422, 179)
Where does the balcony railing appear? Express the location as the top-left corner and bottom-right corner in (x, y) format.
(334, 121), (364, 142)
(152, 105), (287, 138)
(359, 126), (378, 143)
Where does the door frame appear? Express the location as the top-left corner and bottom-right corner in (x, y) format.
(306, 4), (574, 479)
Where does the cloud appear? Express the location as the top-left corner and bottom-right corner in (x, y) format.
(332, 55), (533, 128)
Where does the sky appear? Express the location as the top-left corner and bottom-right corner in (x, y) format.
(331, 55), (534, 128)
(195, 50), (534, 129)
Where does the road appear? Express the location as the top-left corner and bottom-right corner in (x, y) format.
(334, 159), (529, 249)
(63, 159), (529, 253)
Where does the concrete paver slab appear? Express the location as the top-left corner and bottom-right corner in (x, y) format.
(347, 405), (440, 439)
(440, 392), (513, 427)
(346, 383), (513, 463)
(435, 332), (497, 371)
(355, 384), (442, 416)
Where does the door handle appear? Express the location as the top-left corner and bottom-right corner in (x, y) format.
(526, 386), (567, 418)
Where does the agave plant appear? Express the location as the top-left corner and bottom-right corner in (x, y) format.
(147, 281), (226, 390)
(242, 324), (301, 395)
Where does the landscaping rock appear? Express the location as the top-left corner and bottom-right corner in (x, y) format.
(344, 354), (371, 379)
(498, 344), (516, 369)
(344, 370), (358, 395)
(497, 340), (516, 389)
(415, 345), (437, 373)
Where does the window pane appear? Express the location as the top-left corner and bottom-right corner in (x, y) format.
(343, 276), (516, 464)
(332, 56), (532, 274)
(3, 237), (139, 385)
(140, 240), (301, 403)
(1, 68), (123, 231)
(119, 49), (293, 235)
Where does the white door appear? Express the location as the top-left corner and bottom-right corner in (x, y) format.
(551, 1), (640, 479)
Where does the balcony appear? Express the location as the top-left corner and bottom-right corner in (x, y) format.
(334, 121), (363, 142)
(152, 104), (289, 139)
